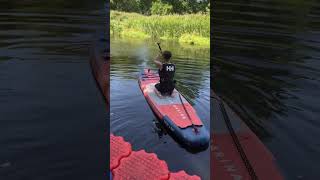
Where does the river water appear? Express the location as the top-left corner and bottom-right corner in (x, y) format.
(110, 38), (210, 179)
(0, 1), (107, 179)
(213, 0), (320, 179)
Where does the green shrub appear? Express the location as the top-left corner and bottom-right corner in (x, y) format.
(150, 0), (173, 15)
(179, 34), (210, 46)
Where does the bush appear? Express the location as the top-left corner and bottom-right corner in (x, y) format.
(110, 0), (140, 13)
(179, 34), (210, 46)
(150, 0), (173, 15)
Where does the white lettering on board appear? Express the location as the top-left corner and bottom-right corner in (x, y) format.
(213, 145), (243, 180)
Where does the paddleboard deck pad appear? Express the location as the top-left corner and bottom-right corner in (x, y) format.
(138, 69), (209, 149)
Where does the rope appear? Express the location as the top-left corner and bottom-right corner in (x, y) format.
(178, 93), (198, 133)
(215, 95), (258, 180)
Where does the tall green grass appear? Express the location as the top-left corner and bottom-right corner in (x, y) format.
(110, 11), (210, 47)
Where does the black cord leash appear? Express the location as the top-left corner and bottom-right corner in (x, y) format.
(214, 94), (258, 180)
(178, 93), (198, 133)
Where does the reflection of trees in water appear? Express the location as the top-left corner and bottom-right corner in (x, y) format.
(212, 0), (318, 139)
(111, 38), (209, 103)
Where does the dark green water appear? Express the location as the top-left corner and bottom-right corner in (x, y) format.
(213, 0), (320, 179)
(110, 38), (210, 179)
(0, 1), (107, 179)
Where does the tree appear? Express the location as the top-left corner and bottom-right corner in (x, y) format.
(110, 0), (140, 12)
(150, 0), (173, 15)
(110, 0), (210, 15)
(138, 0), (153, 14)
(161, 0), (209, 14)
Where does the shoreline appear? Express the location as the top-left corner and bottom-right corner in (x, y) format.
(110, 10), (210, 47)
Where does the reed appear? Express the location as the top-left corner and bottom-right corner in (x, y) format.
(110, 11), (209, 47)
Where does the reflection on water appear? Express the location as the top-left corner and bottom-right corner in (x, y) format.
(213, 0), (320, 179)
(0, 1), (106, 179)
(111, 38), (210, 179)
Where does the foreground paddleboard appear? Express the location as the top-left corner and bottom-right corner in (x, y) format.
(211, 91), (283, 180)
(90, 40), (109, 108)
(138, 69), (209, 149)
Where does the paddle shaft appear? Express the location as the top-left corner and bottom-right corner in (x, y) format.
(157, 42), (162, 53)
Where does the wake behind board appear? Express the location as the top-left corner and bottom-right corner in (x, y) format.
(138, 69), (209, 149)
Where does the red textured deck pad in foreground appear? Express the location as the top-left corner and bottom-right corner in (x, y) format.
(112, 150), (169, 180)
(110, 134), (132, 170)
(169, 171), (201, 180)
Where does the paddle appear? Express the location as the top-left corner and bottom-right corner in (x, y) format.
(156, 43), (199, 133)
(157, 42), (162, 53)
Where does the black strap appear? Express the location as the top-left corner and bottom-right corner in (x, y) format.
(214, 94), (258, 180)
(178, 93), (198, 133)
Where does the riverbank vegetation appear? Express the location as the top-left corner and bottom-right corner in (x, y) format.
(110, 0), (210, 47)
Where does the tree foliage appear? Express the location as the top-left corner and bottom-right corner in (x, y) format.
(110, 0), (210, 15)
(150, 0), (173, 15)
(110, 0), (140, 12)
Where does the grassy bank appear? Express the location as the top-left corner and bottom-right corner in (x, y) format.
(110, 11), (210, 47)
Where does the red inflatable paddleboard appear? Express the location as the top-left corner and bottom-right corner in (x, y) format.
(211, 91), (284, 180)
(90, 41), (109, 108)
(138, 69), (209, 149)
